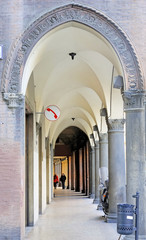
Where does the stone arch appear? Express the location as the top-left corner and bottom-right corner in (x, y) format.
(1, 4), (144, 94)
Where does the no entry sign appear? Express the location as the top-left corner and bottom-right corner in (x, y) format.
(44, 105), (60, 121)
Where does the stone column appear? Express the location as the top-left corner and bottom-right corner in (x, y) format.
(71, 153), (75, 190)
(106, 119), (126, 223)
(100, 133), (108, 169)
(97, 133), (108, 210)
(86, 142), (90, 196)
(79, 148), (83, 192)
(83, 146), (87, 194)
(123, 92), (146, 240)
(93, 142), (100, 203)
(89, 150), (92, 197)
(68, 156), (72, 189)
(90, 147), (95, 199)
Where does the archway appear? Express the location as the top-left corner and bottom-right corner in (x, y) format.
(1, 4), (146, 240)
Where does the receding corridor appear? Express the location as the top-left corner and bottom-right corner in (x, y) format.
(25, 188), (120, 240)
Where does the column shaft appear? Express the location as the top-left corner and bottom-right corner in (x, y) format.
(97, 133), (108, 210)
(124, 92), (146, 239)
(93, 143), (100, 203)
(106, 119), (126, 223)
(91, 148), (95, 198)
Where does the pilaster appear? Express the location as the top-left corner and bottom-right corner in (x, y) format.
(0, 93), (25, 239)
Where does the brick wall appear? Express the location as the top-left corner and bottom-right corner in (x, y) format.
(0, 95), (25, 239)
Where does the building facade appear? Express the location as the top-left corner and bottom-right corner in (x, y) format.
(0, 1), (146, 239)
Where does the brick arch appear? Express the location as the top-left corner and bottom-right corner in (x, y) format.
(1, 4), (144, 93)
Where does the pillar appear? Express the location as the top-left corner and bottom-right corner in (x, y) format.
(68, 156), (72, 189)
(83, 146), (87, 194)
(123, 92), (146, 239)
(89, 150), (92, 197)
(72, 151), (76, 190)
(26, 113), (34, 225)
(97, 133), (108, 210)
(79, 148), (83, 192)
(86, 142), (90, 196)
(93, 142), (100, 204)
(50, 143), (54, 199)
(100, 133), (108, 170)
(106, 119), (126, 223)
(90, 147), (95, 198)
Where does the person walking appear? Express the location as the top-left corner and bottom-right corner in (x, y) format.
(60, 173), (66, 189)
(54, 174), (59, 189)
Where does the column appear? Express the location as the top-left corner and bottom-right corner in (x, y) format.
(93, 142), (100, 203)
(123, 92), (146, 240)
(79, 148), (83, 192)
(83, 146), (87, 194)
(71, 152), (76, 190)
(97, 133), (108, 210)
(106, 119), (126, 223)
(90, 147), (95, 199)
(71, 153), (75, 190)
(100, 133), (108, 169)
(68, 156), (72, 189)
(86, 142), (90, 196)
(89, 150), (92, 197)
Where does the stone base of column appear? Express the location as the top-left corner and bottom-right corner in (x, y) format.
(124, 235), (146, 240)
(97, 202), (103, 210)
(90, 193), (95, 199)
(93, 198), (100, 204)
(105, 213), (117, 223)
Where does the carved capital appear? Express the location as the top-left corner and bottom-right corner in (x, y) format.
(108, 119), (125, 131)
(100, 133), (108, 143)
(123, 91), (145, 111)
(3, 93), (24, 108)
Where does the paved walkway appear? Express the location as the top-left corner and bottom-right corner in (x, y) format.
(25, 188), (121, 240)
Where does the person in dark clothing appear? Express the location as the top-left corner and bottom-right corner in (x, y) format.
(60, 173), (66, 189)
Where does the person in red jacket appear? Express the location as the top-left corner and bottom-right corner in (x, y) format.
(54, 174), (59, 189)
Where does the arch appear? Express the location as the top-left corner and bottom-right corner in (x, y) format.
(1, 4), (143, 94)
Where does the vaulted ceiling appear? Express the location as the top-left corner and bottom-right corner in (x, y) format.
(24, 22), (124, 146)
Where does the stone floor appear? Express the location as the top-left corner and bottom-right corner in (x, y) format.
(25, 188), (122, 240)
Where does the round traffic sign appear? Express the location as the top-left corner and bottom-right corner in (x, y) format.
(44, 105), (60, 121)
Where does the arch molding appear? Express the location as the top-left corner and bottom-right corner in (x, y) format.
(1, 4), (144, 93)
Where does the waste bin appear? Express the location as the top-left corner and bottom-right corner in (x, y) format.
(117, 204), (134, 235)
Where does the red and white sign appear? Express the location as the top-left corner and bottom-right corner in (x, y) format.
(44, 105), (60, 121)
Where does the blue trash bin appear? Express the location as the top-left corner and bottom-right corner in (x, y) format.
(117, 204), (134, 235)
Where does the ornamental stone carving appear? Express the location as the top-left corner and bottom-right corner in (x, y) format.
(100, 133), (108, 143)
(3, 93), (24, 108)
(1, 4), (143, 94)
(123, 91), (146, 111)
(108, 119), (125, 131)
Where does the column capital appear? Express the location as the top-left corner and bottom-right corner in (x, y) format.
(3, 93), (24, 108)
(123, 91), (146, 111)
(99, 133), (108, 143)
(108, 119), (125, 132)
(95, 141), (99, 148)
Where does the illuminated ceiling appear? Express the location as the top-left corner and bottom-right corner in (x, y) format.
(24, 22), (124, 146)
